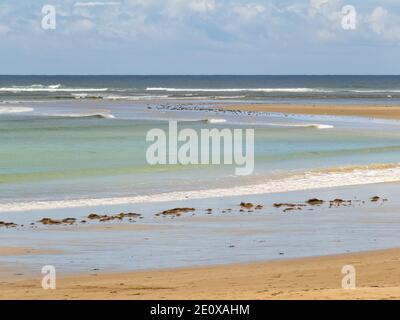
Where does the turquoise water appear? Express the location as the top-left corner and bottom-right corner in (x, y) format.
(1, 76), (400, 273)
(1, 101), (400, 204)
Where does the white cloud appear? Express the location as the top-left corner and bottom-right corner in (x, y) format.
(310, 0), (329, 10)
(165, 0), (215, 18)
(2, 0), (400, 49)
(368, 6), (388, 35)
(74, 2), (121, 7)
(189, 0), (215, 13)
(233, 4), (266, 21)
(0, 25), (10, 35)
(64, 19), (96, 34)
(317, 29), (335, 40)
(365, 6), (400, 41)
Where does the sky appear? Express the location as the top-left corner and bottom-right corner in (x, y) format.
(0, 0), (399, 75)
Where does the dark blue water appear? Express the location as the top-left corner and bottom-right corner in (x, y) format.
(1, 75), (400, 104)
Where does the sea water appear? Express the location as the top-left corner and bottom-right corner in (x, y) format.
(1, 76), (400, 210)
(1, 76), (400, 273)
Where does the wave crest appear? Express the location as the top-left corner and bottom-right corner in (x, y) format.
(146, 87), (329, 93)
(49, 112), (115, 119)
(1, 163), (400, 212)
(0, 85), (108, 93)
(0, 107), (34, 114)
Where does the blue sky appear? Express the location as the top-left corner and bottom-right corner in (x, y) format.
(0, 0), (399, 74)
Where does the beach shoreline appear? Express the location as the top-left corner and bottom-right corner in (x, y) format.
(1, 163), (400, 213)
(2, 102), (400, 300)
(1, 178), (400, 280)
(1, 248), (400, 300)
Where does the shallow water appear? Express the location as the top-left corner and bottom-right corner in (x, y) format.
(1, 93), (400, 275)
(1, 100), (400, 207)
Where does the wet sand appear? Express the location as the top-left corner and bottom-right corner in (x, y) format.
(0, 247), (63, 256)
(217, 104), (400, 120)
(1, 182), (400, 297)
(1, 248), (400, 300)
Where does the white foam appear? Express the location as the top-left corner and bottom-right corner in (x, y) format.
(71, 93), (102, 99)
(204, 118), (227, 124)
(49, 112), (115, 119)
(0, 85), (108, 93)
(0, 107), (34, 114)
(214, 95), (247, 99)
(146, 87), (330, 93)
(293, 123), (335, 129)
(48, 84), (61, 89)
(349, 89), (400, 93)
(102, 95), (170, 100)
(267, 122), (334, 129)
(0, 100), (24, 105)
(309, 124), (335, 129)
(1, 164), (400, 213)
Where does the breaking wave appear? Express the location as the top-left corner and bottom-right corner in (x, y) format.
(147, 87), (330, 93)
(48, 112), (115, 119)
(0, 85), (108, 93)
(0, 107), (34, 114)
(1, 163), (399, 212)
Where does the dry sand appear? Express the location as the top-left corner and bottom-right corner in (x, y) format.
(217, 104), (400, 120)
(1, 248), (400, 300)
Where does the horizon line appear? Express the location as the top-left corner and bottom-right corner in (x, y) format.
(0, 74), (400, 77)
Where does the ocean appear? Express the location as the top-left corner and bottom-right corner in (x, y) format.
(1, 75), (400, 104)
(1, 75), (400, 211)
(2, 75), (400, 274)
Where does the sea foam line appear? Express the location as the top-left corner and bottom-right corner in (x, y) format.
(146, 88), (329, 93)
(1, 164), (400, 213)
(0, 87), (108, 93)
(48, 112), (115, 119)
(0, 107), (34, 114)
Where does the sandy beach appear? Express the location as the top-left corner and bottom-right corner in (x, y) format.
(2, 0), (400, 303)
(1, 248), (399, 300)
(218, 104), (400, 120)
